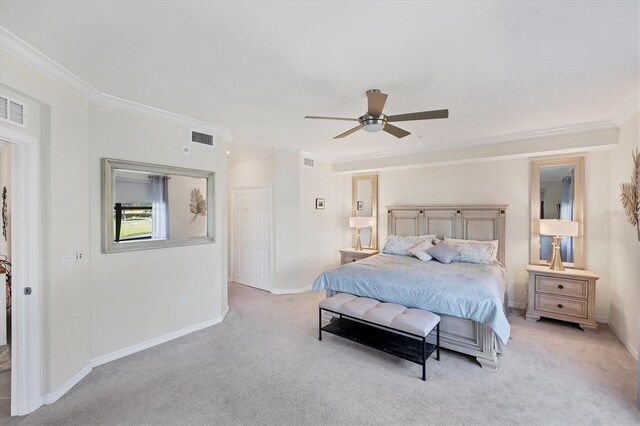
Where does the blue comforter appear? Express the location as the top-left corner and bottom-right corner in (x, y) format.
(312, 254), (510, 344)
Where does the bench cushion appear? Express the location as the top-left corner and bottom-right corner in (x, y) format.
(319, 293), (440, 337)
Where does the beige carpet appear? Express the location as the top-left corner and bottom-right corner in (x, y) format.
(0, 345), (9, 373)
(16, 283), (640, 425)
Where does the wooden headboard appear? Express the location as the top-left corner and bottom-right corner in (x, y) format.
(386, 204), (508, 265)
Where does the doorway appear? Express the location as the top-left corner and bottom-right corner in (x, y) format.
(0, 141), (11, 418)
(232, 186), (273, 291)
(0, 128), (42, 417)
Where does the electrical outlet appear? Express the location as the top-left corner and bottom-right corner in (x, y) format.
(76, 251), (83, 261)
(61, 255), (73, 270)
(180, 294), (187, 305)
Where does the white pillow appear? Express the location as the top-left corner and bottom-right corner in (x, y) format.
(444, 237), (499, 264)
(382, 234), (437, 256)
(407, 240), (435, 262)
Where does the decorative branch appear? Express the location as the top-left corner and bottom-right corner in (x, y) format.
(619, 148), (640, 241)
(190, 188), (207, 223)
(2, 187), (7, 242)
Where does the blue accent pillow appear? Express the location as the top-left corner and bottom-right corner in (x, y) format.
(426, 243), (461, 264)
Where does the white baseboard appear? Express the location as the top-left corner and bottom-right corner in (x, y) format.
(270, 285), (312, 295)
(608, 319), (639, 361)
(595, 316), (608, 324)
(93, 308), (229, 367)
(41, 308), (230, 405)
(41, 364), (92, 405)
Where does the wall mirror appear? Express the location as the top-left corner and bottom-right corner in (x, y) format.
(352, 174), (378, 249)
(530, 156), (584, 269)
(102, 159), (215, 253)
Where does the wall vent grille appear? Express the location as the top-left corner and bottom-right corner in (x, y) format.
(192, 131), (215, 146)
(0, 96), (26, 127)
(303, 158), (314, 167)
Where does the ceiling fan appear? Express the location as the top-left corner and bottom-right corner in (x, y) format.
(305, 89), (449, 139)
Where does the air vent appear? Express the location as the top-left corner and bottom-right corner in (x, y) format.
(303, 157), (314, 167)
(0, 97), (7, 120)
(192, 131), (214, 146)
(0, 96), (26, 127)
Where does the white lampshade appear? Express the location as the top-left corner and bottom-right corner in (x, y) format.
(539, 219), (579, 237)
(349, 216), (373, 229)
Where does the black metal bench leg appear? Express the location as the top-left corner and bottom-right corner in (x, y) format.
(436, 323), (440, 361)
(318, 308), (322, 341)
(422, 336), (426, 381)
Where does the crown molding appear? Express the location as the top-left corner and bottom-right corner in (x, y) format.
(332, 120), (616, 164)
(0, 26), (232, 142)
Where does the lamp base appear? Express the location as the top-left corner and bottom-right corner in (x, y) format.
(547, 235), (565, 271)
(355, 232), (363, 251)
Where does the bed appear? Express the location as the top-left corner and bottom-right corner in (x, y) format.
(313, 204), (509, 371)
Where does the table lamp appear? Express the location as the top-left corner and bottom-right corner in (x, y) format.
(349, 216), (373, 251)
(539, 219), (579, 271)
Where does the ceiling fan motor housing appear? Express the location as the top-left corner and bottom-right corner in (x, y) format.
(360, 113), (387, 132)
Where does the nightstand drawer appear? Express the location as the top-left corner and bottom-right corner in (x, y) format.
(343, 255), (362, 263)
(535, 294), (587, 319)
(535, 276), (588, 298)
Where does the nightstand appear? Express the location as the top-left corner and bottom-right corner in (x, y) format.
(526, 264), (599, 331)
(339, 248), (379, 265)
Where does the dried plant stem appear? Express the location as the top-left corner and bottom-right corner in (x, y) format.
(619, 148), (640, 241)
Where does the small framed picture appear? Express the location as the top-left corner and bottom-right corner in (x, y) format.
(315, 198), (325, 209)
(357, 201), (364, 210)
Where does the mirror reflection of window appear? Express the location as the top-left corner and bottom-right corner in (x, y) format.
(356, 179), (372, 247)
(113, 171), (170, 242)
(539, 165), (575, 263)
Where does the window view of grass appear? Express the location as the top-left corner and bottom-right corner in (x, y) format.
(120, 219), (152, 239)
(114, 202), (153, 240)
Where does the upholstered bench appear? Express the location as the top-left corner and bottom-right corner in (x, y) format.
(318, 293), (440, 380)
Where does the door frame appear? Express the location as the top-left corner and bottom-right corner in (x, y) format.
(230, 185), (273, 291)
(0, 126), (42, 415)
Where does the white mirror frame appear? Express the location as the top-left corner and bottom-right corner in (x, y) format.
(530, 156), (584, 269)
(351, 174), (378, 250)
(102, 158), (215, 253)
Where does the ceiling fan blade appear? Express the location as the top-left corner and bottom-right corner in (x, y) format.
(383, 123), (411, 138)
(387, 109), (449, 122)
(334, 125), (363, 139)
(366, 90), (388, 117)
(304, 115), (359, 122)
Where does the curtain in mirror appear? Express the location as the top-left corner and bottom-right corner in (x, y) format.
(150, 176), (170, 240)
(559, 174), (574, 262)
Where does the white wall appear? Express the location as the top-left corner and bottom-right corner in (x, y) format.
(299, 158), (348, 289)
(89, 104), (228, 359)
(0, 49), (229, 397)
(1, 49), (92, 393)
(273, 152), (301, 291)
(228, 153), (348, 292)
(608, 111), (640, 358)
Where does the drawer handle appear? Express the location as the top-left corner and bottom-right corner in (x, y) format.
(557, 304), (563, 309)
(352, 259), (356, 262)
(557, 284), (564, 289)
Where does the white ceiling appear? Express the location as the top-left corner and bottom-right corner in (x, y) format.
(1, 0), (638, 160)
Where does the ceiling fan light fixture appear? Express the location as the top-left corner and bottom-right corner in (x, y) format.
(361, 114), (386, 133)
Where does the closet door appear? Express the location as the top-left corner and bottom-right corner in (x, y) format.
(233, 186), (272, 290)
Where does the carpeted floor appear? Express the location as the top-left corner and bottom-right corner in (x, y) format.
(14, 282), (640, 425)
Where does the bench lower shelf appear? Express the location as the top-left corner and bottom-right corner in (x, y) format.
(321, 317), (438, 366)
